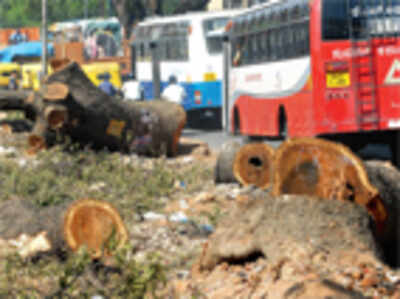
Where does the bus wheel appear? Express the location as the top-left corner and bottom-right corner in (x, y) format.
(233, 108), (240, 136)
(279, 109), (288, 140)
(390, 131), (400, 169)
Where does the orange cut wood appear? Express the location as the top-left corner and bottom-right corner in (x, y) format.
(50, 58), (71, 72)
(28, 134), (46, 151)
(63, 198), (128, 258)
(273, 137), (387, 230)
(44, 105), (68, 129)
(233, 142), (275, 189)
(42, 82), (69, 101)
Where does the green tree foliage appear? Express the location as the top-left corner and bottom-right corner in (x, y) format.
(0, 0), (117, 28)
(112, 0), (210, 39)
(0, 0), (210, 36)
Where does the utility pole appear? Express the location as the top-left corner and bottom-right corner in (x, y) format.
(41, 0), (48, 77)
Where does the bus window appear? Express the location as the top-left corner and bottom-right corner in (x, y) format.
(269, 29), (277, 61)
(181, 36), (189, 60)
(233, 37), (245, 67)
(301, 0), (309, 18)
(270, 10), (278, 27)
(257, 31), (268, 61)
(394, 0), (400, 35)
(301, 21), (310, 55)
(242, 36), (250, 65)
(323, 0), (400, 40)
(285, 26), (294, 58)
(203, 17), (229, 54)
(280, 6), (289, 24)
(252, 33), (259, 63)
(276, 28), (284, 60)
(291, 4), (301, 20)
(249, 16), (256, 33)
(385, 0), (400, 36)
(264, 31), (271, 61)
(257, 12), (264, 31)
(322, 0), (349, 40)
(262, 9), (270, 29)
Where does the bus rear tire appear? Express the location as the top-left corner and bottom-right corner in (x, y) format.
(233, 108), (240, 136)
(279, 109), (288, 140)
(390, 131), (400, 170)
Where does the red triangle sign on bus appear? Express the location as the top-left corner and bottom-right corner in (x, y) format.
(385, 59), (400, 85)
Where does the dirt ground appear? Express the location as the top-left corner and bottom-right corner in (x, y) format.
(0, 120), (399, 298)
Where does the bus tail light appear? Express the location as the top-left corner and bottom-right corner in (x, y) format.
(194, 91), (202, 104)
(188, 25), (193, 35)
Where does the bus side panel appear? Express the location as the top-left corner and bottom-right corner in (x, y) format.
(286, 89), (314, 137)
(233, 85), (314, 137)
(229, 57), (313, 137)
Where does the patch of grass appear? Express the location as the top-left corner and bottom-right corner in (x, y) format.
(0, 246), (167, 298)
(0, 143), (214, 296)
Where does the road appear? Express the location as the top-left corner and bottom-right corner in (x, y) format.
(181, 128), (282, 151)
(182, 128), (392, 160)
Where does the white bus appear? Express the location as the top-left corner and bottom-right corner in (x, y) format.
(132, 10), (239, 127)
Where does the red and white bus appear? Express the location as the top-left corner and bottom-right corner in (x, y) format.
(225, 0), (400, 161)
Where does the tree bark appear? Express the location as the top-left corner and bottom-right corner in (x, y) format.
(365, 160), (400, 267)
(0, 61), (186, 157)
(214, 141), (242, 184)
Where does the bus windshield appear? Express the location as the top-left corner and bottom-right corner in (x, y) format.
(203, 17), (229, 54)
(323, 0), (400, 40)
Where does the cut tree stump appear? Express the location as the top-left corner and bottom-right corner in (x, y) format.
(64, 198), (128, 258)
(233, 142), (275, 189)
(0, 60), (186, 157)
(0, 198), (128, 258)
(272, 138), (387, 231)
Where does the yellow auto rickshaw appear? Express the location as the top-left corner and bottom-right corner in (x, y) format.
(82, 62), (122, 89)
(0, 63), (21, 89)
(21, 63), (53, 91)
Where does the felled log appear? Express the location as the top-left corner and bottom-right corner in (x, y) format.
(365, 161), (400, 266)
(198, 194), (381, 272)
(0, 60), (186, 157)
(214, 141), (242, 183)
(0, 198), (128, 258)
(272, 138), (387, 231)
(233, 142), (275, 189)
(214, 142), (275, 189)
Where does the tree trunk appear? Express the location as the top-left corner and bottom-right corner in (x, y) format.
(214, 141), (242, 184)
(0, 61), (186, 157)
(365, 160), (400, 267)
(198, 193), (381, 272)
(213, 138), (388, 233)
(272, 138), (387, 232)
(0, 198), (128, 259)
(233, 142), (275, 189)
(214, 142), (275, 189)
